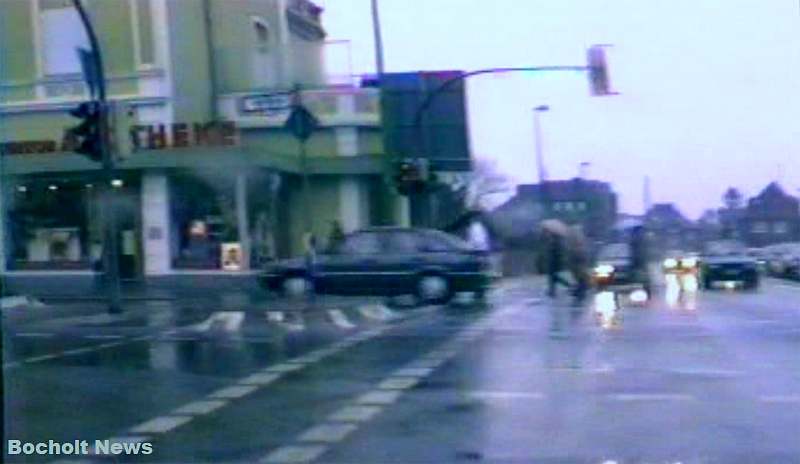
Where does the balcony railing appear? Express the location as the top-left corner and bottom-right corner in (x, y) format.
(218, 86), (381, 129)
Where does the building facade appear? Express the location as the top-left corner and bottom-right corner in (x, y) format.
(643, 203), (700, 254)
(0, 0), (407, 281)
(741, 182), (800, 247)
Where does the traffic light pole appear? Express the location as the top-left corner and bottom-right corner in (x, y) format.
(73, 0), (122, 314)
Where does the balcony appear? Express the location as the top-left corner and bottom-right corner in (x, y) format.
(217, 87), (381, 129)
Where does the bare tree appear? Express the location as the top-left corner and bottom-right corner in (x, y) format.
(456, 158), (511, 211)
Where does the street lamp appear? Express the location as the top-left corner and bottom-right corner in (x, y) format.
(533, 105), (550, 185)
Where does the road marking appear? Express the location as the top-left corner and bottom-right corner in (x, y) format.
(607, 393), (694, 402)
(23, 353), (59, 363)
(266, 311), (285, 323)
(328, 405), (383, 422)
(84, 334), (124, 340)
(172, 400), (228, 416)
(240, 372), (282, 386)
(259, 308), (500, 463)
(209, 385), (259, 399)
(2, 361), (21, 369)
(96, 341), (125, 349)
(378, 377), (420, 390)
(760, 395), (800, 403)
(327, 309), (357, 329)
(261, 445), (328, 463)
(62, 347), (96, 356)
(466, 391), (545, 400)
(356, 390), (402, 405)
(15, 332), (54, 338)
(264, 363), (304, 374)
(130, 416), (193, 434)
(667, 368), (744, 377)
(298, 424), (358, 443)
(393, 367), (434, 377)
(407, 358), (447, 369)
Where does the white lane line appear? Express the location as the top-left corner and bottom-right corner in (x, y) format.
(261, 445), (328, 463)
(23, 353), (60, 363)
(298, 424), (358, 443)
(667, 368), (744, 377)
(239, 372), (283, 386)
(259, 310), (498, 463)
(264, 363), (304, 374)
(327, 309), (357, 330)
(96, 341), (126, 349)
(172, 400), (228, 416)
(130, 416), (193, 434)
(84, 334), (124, 340)
(327, 405), (383, 423)
(760, 395), (800, 403)
(607, 393), (694, 402)
(61, 347), (96, 356)
(208, 385), (259, 399)
(266, 311), (285, 323)
(15, 332), (54, 338)
(407, 358), (447, 369)
(393, 367), (434, 377)
(377, 377), (420, 390)
(356, 390), (402, 405)
(466, 391), (545, 400)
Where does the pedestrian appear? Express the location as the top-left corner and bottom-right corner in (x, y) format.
(630, 225), (652, 296)
(565, 225), (591, 312)
(540, 221), (572, 298)
(303, 232), (318, 303)
(328, 220), (345, 251)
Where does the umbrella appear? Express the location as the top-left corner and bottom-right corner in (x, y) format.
(539, 219), (571, 237)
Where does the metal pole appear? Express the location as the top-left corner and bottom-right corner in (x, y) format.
(72, 0), (122, 313)
(533, 109), (547, 184)
(300, 139), (311, 234)
(370, 0), (385, 77)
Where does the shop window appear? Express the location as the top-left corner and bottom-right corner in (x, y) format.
(752, 222), (768, 234)
(6, 180), (95, 270)
(170, 174), (240, 270)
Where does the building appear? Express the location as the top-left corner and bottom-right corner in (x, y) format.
(495, 178), (617, 242)
(643, 203), (700, 253)
(741, 182), (800, 247)
(0, 0), (408, 283)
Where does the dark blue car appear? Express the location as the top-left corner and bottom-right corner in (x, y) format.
(259, 227), (495, 304)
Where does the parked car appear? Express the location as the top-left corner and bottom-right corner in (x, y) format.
(700, 240), (759, 290)
(258, 227), (495, 304)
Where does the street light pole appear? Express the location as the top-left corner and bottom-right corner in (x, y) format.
(72, 0), (122, 314)
(533, 105), (550, 185)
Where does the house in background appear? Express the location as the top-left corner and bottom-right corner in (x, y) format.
(741, 182), (800, 247)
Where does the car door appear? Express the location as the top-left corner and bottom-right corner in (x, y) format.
(381, 231), (427, 293)
(317, 231), (384, 295)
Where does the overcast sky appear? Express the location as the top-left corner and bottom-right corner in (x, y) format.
(319, 0), (800, 219)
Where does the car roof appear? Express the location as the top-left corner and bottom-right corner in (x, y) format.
(354, 226), (440, 235)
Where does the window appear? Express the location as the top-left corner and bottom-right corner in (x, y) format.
(252, 17), (270, 51)
(340, 233), (382, 255)
(385, 232), (419, 254)
(577, 202), (587, 211)
(564, 202), (574, 212)
(38, 3), (89, 76)
(552, 203), (561, 211)
(131, 0), (155, 67)
(752, 222), (768, 234)
(774, 221), (788, 234)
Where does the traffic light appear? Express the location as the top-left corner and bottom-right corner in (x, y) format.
(68, 101), (103, 162)
(587, 45), (616, 96)
(393, 158), (430, 195)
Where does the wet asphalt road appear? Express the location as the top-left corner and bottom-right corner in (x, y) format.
(4, 278), (800, 464)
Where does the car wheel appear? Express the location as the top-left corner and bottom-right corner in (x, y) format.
(281, 275), (313, 298)
(416, 274), (452, 305)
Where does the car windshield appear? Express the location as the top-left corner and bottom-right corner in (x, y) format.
(706, 241), (747, 257)
(598, 243), (631, 260)
(5, 1), (800, 463)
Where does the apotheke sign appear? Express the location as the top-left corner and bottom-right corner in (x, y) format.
(1, 121), (239, 156)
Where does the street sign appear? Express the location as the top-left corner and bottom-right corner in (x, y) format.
(241, 92), (292, 114)
(77, 47), (98, 98)
(285, 105), (319, 141)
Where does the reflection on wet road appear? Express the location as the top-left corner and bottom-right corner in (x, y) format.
(5, 279), (800, 463)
